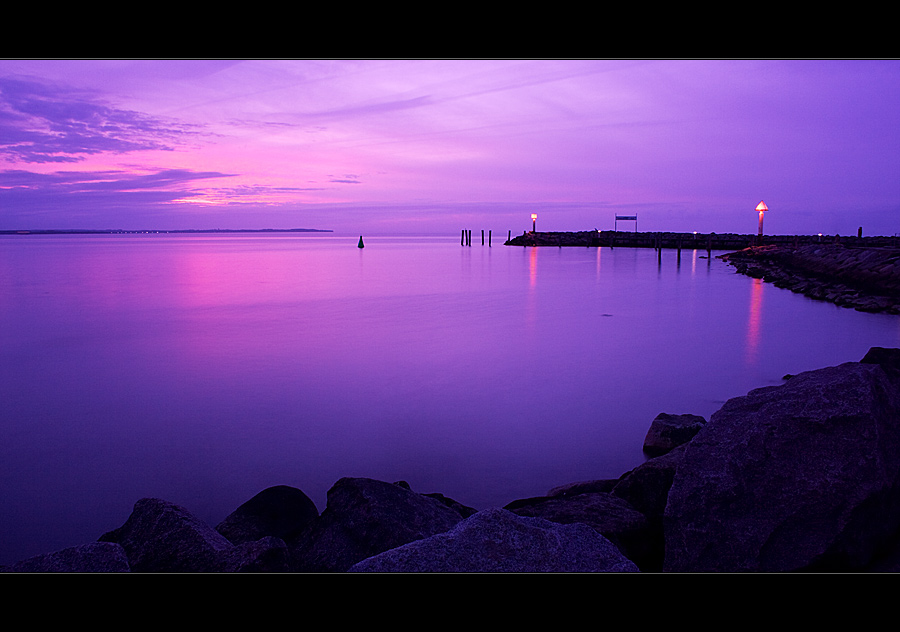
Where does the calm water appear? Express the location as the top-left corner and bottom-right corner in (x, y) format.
(2, 233), (900, 565)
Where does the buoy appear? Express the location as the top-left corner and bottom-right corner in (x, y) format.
(358, 236), (364, 248)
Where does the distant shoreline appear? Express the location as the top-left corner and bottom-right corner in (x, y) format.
(0, 228), (333, 235)
(0, 228), (334, 235)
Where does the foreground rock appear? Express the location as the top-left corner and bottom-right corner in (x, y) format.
(348, 507), (639, 572)
(664, 347), (900, 572)
(505, 491), (655, 570)
(2, 542), (130, 573)
(8, 347), (900, 572)
(98, 498), (291, 572)
(642, 413), (706, 457)
(215, 484), (318, 544)
(286, 477), (469, 572)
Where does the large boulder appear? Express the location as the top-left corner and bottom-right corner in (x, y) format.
(642, 413), (706, 457)
(664, 349), (900, 572)
(2, 542), (130, 572)
(216, 485), (319, 544)
(348, 507), (640, 572)
(612, 443), (687, 522)
(99, 498), (291, 572)
(505, 492), (654, 569)
(286, 477), (466, 572)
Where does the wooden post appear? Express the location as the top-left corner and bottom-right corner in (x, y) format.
(489, 230), (492, 246)
(461, 229), (465, 246)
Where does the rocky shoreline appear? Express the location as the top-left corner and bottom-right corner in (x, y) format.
(6, 348), (900, 572)
(719, 243), (900, 315)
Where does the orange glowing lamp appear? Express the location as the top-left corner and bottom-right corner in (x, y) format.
(756, 200), (768, 237)
(531, 213), (538, 232)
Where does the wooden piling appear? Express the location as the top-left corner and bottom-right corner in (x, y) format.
(481, 229), (484, 245)
(489, 230), (492, 246)
(461, 229), (465, 246)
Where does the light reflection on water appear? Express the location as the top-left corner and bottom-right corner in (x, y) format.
(1, 233), (899, 564)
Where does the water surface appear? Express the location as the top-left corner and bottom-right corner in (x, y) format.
(2, 233), (899, 565)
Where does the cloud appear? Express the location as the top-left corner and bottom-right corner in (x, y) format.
(0, 167), (238, 225)
(0, 76), (201, 163)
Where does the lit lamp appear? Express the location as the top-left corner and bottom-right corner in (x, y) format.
(756, 200), (768, 237)
(531, 213), (538, 232)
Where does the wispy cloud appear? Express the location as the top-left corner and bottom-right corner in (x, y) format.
(0, 76), (201, 163)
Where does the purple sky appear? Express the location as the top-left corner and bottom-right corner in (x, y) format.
(2, 59), (899, 236)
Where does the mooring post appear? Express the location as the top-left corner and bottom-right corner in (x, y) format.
(461, 229), (465, 246)
(489, 230), (492, 247)
(482, 229), (485, 246)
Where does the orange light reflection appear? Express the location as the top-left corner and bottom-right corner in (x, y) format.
(746, 278), (764, 364)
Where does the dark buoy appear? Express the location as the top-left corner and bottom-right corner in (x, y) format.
(358, 236), (365, 249)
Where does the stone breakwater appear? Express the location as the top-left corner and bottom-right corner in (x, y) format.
(504, 230), (900, 251)
(720, 243), (900, 314)
(7, 348), (900, 572)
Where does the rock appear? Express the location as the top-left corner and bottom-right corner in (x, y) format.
(643, 413), (707, 457)
(347, 507), (640, 572)
(664, 354), (900, 572)
(216, 485), (319, 544)
(720, 244), (900, 314)
(2, 542), (130, 572)
(860, 346), (900, 378)
(546, 479), (619, 497)
(505, 492), (654, 569)
(286, 477), (465, 572)
(604, 444), (689, 570)
(613, 443), (687, 522)
(99, 497), (290, 572)
(421, 492), (478, 518)
(220, 536), (291, 573)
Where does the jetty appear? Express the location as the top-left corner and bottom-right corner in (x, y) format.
(502, 230), (900, 251)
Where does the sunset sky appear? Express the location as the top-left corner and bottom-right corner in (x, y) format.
(2, 59), (899, 236)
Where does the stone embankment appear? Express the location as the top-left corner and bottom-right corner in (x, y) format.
(7, 348), (900, 573)
(720, 243), (900, 314)
(504, 230), (900, 251)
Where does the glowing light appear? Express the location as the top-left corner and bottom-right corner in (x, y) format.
(756, 200), (768, 237)
(531, 213), (537, 232)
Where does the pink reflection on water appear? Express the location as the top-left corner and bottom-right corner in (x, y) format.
(746, 277), (764, 365)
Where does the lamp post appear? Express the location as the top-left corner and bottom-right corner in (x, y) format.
(531, 213), (537, 232)
(756, 201), (768, 237)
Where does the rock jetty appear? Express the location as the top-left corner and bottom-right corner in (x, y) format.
(720, 243), (900, 314)
(6, 348), (900, 572)
(504, 230), (900, 251)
